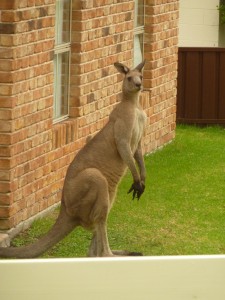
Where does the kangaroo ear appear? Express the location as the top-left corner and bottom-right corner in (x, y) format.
(114, 62), (130, 74)
(135, 60), (146, 72)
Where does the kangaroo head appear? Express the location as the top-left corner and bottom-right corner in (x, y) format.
(114, 60), (145, 94)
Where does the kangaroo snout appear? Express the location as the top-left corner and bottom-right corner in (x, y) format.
(135, 82), (142, 89)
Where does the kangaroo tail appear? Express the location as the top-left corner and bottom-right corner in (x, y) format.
(0, 203), (77, 258)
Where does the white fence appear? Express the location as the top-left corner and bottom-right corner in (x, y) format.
(1, 255), (225, 300)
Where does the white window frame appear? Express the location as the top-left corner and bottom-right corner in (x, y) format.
(53, 0), (72, 123)
(134, 0), (145, 66)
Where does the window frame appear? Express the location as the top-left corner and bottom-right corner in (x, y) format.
(133, 0), (145, 66)
(53, 0), (72, 124)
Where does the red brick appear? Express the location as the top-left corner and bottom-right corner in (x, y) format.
(0, 193), (13, 206)
(0, 134), (13, 145)
(0, 120), (12, 132)
(0, 60), (13, 72)
(0, 0), (15, 9)
(0, 47), (12, 59)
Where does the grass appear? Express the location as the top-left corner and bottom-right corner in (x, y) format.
(12, 125), (225, 257)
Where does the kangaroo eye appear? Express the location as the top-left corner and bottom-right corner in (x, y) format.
(127, 77), (132, 82)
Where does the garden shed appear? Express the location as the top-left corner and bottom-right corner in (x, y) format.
(0, 0), (178, 242)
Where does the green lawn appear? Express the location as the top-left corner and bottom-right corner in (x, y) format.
(12, 125), (225, 257)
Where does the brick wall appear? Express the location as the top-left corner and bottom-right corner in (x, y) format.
(0, 0), (179, 236)
(144, 0), (178, 153)
(0, 0), (55, 231)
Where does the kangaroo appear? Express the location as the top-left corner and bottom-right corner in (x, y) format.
(0, 60), (146, 258)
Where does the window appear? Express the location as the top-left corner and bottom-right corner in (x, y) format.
(53, 0), (72, 122)
(134, 0), (145, 66)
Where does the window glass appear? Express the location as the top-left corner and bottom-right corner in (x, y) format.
(55, 0), (71, 45)
(134, 0), (144, 66)
(54, 52), (70, 119)
(134, 0), (144, 27)
(134, 34), (143, 66)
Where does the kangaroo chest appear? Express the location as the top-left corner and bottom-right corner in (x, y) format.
(130, 108), (146, 152)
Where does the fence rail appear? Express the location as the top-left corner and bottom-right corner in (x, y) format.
(177, 47), (225, 125)
(1, 256), (225, 300)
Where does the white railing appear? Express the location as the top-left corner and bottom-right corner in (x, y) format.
(1, 255), (225, 300)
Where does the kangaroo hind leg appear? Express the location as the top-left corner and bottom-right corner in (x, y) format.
(84, 169), (113, 257)
(65, 168), (113, 257)
(88, 224), (113, 257)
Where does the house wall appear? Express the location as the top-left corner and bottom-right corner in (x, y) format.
(0, 0), (178, 238)
(179, 0), (220, 47)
